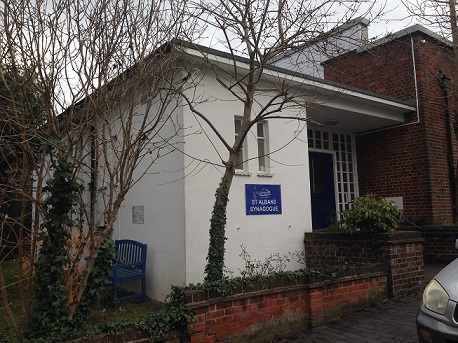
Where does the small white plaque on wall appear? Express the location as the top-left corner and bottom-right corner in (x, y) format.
(384, 197), (404, 210)
(132, 206), (144, 224)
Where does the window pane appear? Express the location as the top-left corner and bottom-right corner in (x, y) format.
(258, 137), (266, 170)
(258, 153), (266, 171)
(257, 123), (264, 137)
(235, 150), (244, 170)
(235, 118), (241, 132)
(234, 117), (244, 170)
(257, 122), (268, 172)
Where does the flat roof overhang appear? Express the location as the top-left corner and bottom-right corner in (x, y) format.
(261, 69), (416, 133)
(184, 44), (417, 133)
(305, 90), (416, 133)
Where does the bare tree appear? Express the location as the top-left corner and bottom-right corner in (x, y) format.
(401, 0), (453, 38)
(0, 58), (46, 336)
(0, 0), (197, 338)
(0, 0), (388, 337)
(178, 0), (385, 281)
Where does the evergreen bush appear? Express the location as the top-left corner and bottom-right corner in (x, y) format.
(334, 194), (402, 234)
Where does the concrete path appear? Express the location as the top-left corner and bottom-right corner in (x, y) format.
(272, 265), (445, 343)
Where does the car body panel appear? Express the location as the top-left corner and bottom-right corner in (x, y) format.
(417, 310), (458, 342)
(434, 258), (458, 302)
(416, 251), (458, 342)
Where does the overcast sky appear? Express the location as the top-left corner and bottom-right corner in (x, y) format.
(364, 0), (444, 39)
(198, 0), (446, 50)
(368, 2), (412, 37)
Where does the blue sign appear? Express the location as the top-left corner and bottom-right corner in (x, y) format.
(245, 184), (282, 215)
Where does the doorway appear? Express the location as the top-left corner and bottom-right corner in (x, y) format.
(309, 151), (337, 230)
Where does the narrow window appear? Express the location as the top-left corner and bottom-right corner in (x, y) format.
(234, 117), (245, 170)
(257, 121), (269, 172)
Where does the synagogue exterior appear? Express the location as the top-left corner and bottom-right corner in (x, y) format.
(111, 38), (415, 300)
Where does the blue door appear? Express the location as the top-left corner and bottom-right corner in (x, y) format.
(309, 151), (336, 230)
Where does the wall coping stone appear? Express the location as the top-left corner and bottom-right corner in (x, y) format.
(304, 230), (423, 243)
(305, 270), (388, 290)
(186, 263), (386, 307)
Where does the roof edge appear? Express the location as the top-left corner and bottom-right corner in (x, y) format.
(356, 23), (451, 53)
(177, 40), (416, 111)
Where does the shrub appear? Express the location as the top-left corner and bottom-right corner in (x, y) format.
(336, 194), (402, 234)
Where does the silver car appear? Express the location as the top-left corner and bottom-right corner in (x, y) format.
(416, 239), (458, 342)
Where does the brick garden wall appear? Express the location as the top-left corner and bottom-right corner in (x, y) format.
(304, 231), (424, 298)
(64, 267), (388, 343)
(64, 231), (425, 343)
(186, 266), (387, 343)
(324, 32), (458, 226)
(417, 228), (458, 264)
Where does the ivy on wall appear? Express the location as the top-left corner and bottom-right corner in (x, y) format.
(24, 158), (114, 342)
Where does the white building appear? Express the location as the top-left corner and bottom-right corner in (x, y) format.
(106, 41), (415, 300)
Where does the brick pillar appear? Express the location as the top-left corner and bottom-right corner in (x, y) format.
(381, 232), (424, 298)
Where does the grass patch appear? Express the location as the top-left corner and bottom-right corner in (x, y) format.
(0, 260), (23, 343)
(0, 260), (164, 342)
(88, 290), (164, 325)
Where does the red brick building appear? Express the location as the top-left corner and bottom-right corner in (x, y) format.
(323, 25), (457, 226)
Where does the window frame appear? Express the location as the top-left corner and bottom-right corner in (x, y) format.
(234, 117), (248, 172)
(256, 120), (269, 173)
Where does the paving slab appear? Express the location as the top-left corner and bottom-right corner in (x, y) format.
(271, 264), (446, 343)
(272, 293), (421, 343)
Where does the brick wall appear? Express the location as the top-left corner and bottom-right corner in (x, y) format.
(418, 228), (458, 264)
(303, 233), (385, 267)
(306, 272), (387, 327)
(324, 32), (458, 225)
(64, 268), (388, 343)
(304, 231), (424, 298)
(186, 267), (387, 343)
(188, 287), (308, 343)
(381, 236), (424, 297)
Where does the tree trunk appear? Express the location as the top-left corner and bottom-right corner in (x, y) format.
(67, 230), (105, 320)
(67, 197), (122, 321)
(204, 155), (236, 282)
(0, 229), (21, 338)
(17, 148), (29, 318)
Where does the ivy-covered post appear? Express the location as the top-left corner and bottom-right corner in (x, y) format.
(204, 180), (230, 282)
(204, 129), (240, 282)
(26, 158), (82, 340)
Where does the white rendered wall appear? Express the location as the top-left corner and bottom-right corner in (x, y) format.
(181, 72), (312, 284)
(113, 102), (187, 301)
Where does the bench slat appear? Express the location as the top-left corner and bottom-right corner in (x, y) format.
(110, 239), (147, 305)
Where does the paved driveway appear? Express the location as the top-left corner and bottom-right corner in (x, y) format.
(274, 293), (421, 342)
(273, 265), (446, 343)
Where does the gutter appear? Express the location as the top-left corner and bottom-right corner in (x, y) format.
(439, 71), (457, 217)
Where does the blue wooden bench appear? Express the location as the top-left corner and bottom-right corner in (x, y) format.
(109, 239), (147, 305)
